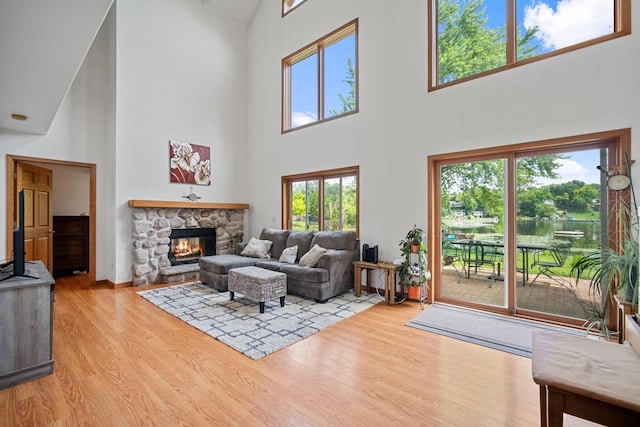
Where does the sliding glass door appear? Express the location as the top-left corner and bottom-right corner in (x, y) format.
(430, 130), (629, 325)
(515, 148), (609, 320)
(440, 159), (507, 308)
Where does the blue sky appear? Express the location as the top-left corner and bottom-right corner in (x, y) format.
(485, 0), (613, 54)
(290, 34), (355, 128)
(534, 150), (602, 186)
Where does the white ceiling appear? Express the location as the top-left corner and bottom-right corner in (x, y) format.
(0, 0), (260, 135)
(0, 0), (115, 134)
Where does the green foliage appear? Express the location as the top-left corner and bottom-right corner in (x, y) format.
(398, 225), (428, 287)
(518, 188), (555, 218)
(442, 155), (563, 218)
(329, 57), (356, 116)
(548, 181), (600, 213)
(291, 192), (306, 217)
(437, 0), (539, 84)
(516, 156), (563, 191)
(292, 177), (357, 231)
(570, 199), (639, 310)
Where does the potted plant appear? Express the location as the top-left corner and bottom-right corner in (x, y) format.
(405, 225), (423, 253)
(571, 197), (639, 316)
(399, 225), (429, 300)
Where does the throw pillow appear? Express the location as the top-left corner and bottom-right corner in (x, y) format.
(279, 245), (298, 264)
(299, 244), (327, 267)
(241, 237), (273, 259)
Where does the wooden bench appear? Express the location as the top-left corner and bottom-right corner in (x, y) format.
(531, 315), (640, 426)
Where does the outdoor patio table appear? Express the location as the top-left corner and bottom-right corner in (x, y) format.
(452, 240), (551, 286)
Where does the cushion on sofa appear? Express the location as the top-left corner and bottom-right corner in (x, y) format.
(255, 260), (289, 271)
(299, 244), (327, 267)
(241, 237), (273, 258)
(310, 231), (357, 251)
(259, 228), (291, 259)
(285, 231), (315, 260)
(199, 254), (260, 274)
(279, 245), (298, 263)
(280, 264), (329, 283)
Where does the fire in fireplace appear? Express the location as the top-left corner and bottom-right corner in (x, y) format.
(168, 228), (216, 265)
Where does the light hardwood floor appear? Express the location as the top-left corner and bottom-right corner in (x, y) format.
(0, 275), (596, 426)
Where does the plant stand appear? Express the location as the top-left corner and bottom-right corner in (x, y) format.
(405, 251), (429, 309)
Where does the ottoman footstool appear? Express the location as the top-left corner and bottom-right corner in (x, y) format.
(228, 266), (287, 313)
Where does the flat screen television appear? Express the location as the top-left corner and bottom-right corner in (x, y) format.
(13, 189), (25, 276)
(1, 189), (36, 281)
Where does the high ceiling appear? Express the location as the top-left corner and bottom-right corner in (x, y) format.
(0, 0), (260, 135)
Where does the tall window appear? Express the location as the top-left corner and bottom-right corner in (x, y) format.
(282, 166), (359, 234)
(282, 19), (358, 132)
(283, 0), (308, 16)
(430, 0), (630, 89)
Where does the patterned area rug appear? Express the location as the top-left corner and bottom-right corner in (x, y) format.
(407, 303), (586, 357)
(138, 282), (381, 360)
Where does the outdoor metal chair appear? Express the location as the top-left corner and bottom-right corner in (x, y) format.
(530, 242), (573, 288)
(442, 240), (466, 283)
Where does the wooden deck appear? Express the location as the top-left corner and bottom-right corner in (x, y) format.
(440, 265), (599, 320)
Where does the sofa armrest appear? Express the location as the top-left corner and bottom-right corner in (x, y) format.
(317, 249), (357, 286)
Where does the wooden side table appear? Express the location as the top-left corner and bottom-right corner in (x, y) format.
(353, 261), (400, 305)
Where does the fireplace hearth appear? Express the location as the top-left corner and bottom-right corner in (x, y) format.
(168, 228), (216, 265)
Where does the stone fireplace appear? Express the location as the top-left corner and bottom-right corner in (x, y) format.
(168, 227), (216, 266)
(129, 200), (249, 286)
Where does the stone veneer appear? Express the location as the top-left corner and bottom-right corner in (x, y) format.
(131, 208), (244, 286)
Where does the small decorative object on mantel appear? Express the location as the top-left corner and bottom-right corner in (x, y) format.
(182, 186), (201, 202)
(169, 140), (211, 186)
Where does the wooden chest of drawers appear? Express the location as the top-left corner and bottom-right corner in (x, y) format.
(53, 216), (89, 277)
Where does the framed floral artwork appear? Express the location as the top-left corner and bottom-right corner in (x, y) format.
(169, 140), (211, 185)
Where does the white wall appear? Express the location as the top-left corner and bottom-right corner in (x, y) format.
(113, 0), (250, 283)
(247, 0), (640, 263)
(0, 5), (114, 280)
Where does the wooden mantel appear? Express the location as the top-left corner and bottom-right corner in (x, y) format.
(128, 200), (250, 210)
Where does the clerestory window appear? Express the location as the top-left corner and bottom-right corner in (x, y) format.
(429, 0), (630, 89)
(282, 19), (358, 132)
(283, 0), (308, 16)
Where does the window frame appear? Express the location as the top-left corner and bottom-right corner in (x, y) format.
(282, 0), (308, 17)
(428, 0), (631, 91)
(427, 128), (631, 325)
(282, 166), (360, 236)
(282, 19), (359, 133)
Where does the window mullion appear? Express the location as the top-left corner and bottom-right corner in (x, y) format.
(506, 0), (516, 64)
(318, 46), (324, 121)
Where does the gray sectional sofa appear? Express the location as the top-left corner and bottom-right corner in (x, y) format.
(198, 228), (359, 302)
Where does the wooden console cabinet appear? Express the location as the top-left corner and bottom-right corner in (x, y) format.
(0, 261), (55, 389)
(53, 215), (89, 277)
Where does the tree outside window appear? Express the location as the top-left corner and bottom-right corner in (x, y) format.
(432, 0), (625, 88)
(283, 167), (359, 234)
(283, 20), (358, 131)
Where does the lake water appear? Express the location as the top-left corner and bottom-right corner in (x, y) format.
(445, 218), (602, 249)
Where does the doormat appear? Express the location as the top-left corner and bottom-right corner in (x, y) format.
(138, 282), (381, 360)
(407, 304), (586, 357)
